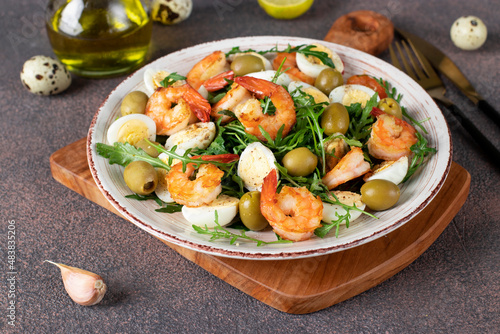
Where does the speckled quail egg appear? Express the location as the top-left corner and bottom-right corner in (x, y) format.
(329, 84), (378, 108)
(20, 55), (71, 96)
(151, 0), (192, 25)
(296, 43), (344, 78)
(322, 191), (365, 225)
(107, 114), (156, 146)
(237, 142), (278, 192)
(288, 81), (330, 104)
(450, 16), (488, 50)
(182, 195), (239, 227)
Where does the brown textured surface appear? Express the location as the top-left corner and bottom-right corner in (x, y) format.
(1, 0), (499, 333)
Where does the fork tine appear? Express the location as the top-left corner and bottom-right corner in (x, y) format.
(405, 38), (439, 80)
(394, 41), (418, 81)
(401, 40), (427, 80)
(388, 43), (402, 71)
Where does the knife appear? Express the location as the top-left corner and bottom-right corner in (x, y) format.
(395, 28), (500, 128)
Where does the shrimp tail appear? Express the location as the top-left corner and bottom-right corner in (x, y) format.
(260, 169), (278, 207)
(370, 107), (385, 118)
(234, 76), (273, 99)
(182, 84), (211, 122)
(203, 70), (234, 92)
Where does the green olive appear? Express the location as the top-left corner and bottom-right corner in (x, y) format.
(378, 97), (402, 119)
(314, 67), (344, 95)
(134, 139), (160, 158)
(321, 103), (350, 135)
(282, 147), (318, 177)
(230, 54), (265, 76)
(121, 91), (149, 116)
(361, 179), (400, 211)
(239, 191), (269, 231)
(123, 161), (158, 195)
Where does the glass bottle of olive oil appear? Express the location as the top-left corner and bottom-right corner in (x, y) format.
(46, 0), (152, 78)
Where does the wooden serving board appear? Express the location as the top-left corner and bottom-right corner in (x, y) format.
(50, 138), (470, 314)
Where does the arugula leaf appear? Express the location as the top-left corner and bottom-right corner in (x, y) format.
(346, 94), (378, 143)
(403, 131), (436, 182)
(275, 44), (335, 68)
(125, 193), (183, 212)
(125, 193), (164, 206)
(192, 211), (293, 246)
(96, 142), (171, 169)
(225, 46), (259, 58)
(203, 119), (229, 155)
(376, 77), (437, 182)
(226, 43), (335, 69)
(377, 78), (429, 134)
(314, 189), (377, 238)
(160, 72), (187, 87)
(292, 88), (328, 173)
(155, 203), (183, 213)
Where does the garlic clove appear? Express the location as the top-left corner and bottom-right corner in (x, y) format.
(46, 261), (107, 306)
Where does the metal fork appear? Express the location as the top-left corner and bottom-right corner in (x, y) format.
(389, 39), (500, 163)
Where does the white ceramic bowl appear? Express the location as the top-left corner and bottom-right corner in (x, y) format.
(88, 36), (452, 260)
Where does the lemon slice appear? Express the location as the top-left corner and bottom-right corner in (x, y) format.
(257, 0), (314, 19)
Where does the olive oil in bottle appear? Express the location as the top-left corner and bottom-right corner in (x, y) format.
(46, 0), (152, 78)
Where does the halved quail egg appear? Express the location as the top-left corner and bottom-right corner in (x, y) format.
(164, 122), (216, 155)
(107, 114), (156, 146)
(245, 70), (292, 87)
(322, 191), (365, 225)
(364, 156), (408, 185)
(237, 142), (278, 192)
(182, 195), (239, 227)
(296, 43), (344, 78)
(329, 84), (378, 108)
(143, 68), (186, 95)
(288, 80), (329, 104)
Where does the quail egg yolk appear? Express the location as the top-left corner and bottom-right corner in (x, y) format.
(342, 89), (371, 108)
(117, 119), (150, 146)
(303, 87), (330, 104)
(306, 44), (333, 65)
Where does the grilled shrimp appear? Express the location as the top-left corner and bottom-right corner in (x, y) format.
(211, 83), (252, 123)
(367, 108), (417, 161)
(186, 51), (229, 91)
(145, 84), (210, 136)
(260, 169), (323, 241)
(166, 154), (238, 207)
(233, 76), (296, 141)
(322, 147), (371, 190)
